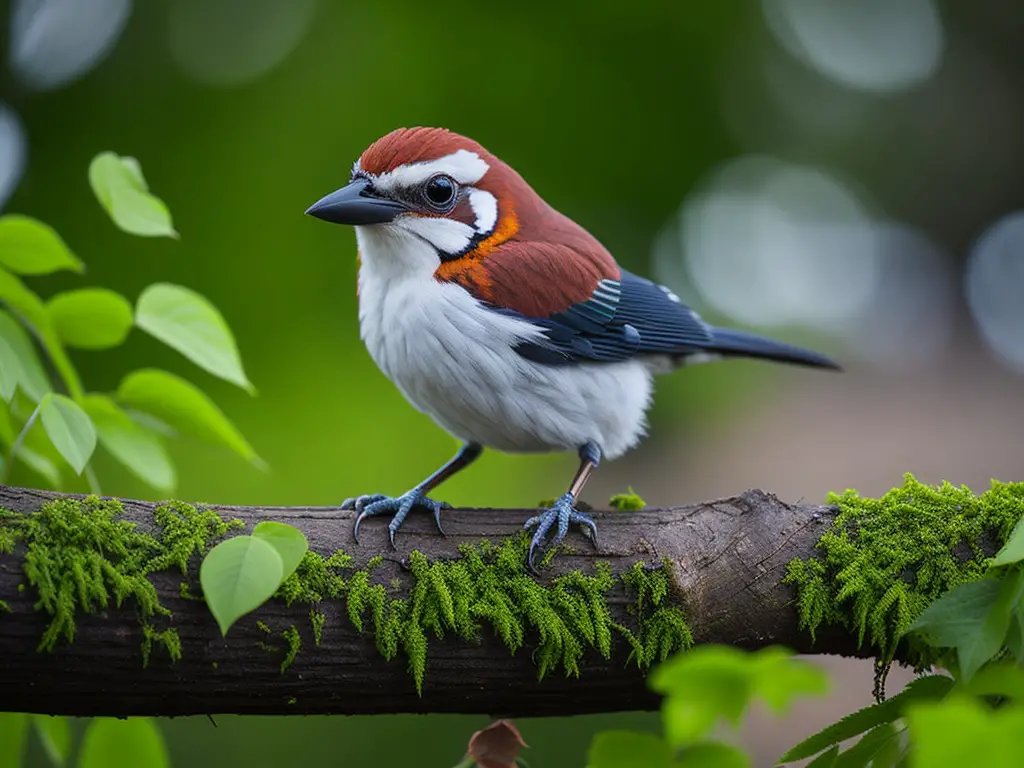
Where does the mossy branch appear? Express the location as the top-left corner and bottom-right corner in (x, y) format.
(0, 479), (1018, 718)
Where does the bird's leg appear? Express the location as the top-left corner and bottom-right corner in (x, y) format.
(524, 442), (601, 572)
(344, 442), (482, 548)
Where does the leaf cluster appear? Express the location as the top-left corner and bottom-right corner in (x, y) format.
(588, 645), (829, 768)
(0, 152), (260, 495)
(0, 712), (170, 768)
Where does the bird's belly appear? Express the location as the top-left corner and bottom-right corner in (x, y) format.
(358, 279), (653, 458)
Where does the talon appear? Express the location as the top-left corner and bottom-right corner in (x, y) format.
(523, 492), (598, 572)
(343, 489), (450, 546)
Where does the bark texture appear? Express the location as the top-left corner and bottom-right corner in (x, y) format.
(0, 484), (857, 718)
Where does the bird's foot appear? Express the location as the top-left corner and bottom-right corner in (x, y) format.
(523, 492), (597, 573)
(343, 489), (451, 547)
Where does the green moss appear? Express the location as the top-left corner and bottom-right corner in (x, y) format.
(0, 599), (9, 614)
(280, 625), (301, 673)
(310, 610), (325, 646)
(275, 532), (692, 694)
(618, 561), (694, 666)
(141, 626), (181, 668)
(256, 620), (271, 635)
(0, 495), (238, 663)
(609, 488), (646, 511)
(784, 473), (1024, 668)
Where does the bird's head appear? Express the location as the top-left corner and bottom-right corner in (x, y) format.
(304, 127), (552, 277)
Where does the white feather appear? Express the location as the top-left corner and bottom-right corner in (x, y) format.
(394, 215), (475, 255)
(355, 225), (653, 459)
(374, 149), (489, 193)
(467, 188), (498, 234)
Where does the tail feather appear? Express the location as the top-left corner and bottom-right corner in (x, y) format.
(705, 327), (841, 370)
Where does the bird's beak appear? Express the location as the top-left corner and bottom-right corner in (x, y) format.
(304, 178), (408, 225)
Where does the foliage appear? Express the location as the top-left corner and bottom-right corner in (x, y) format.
(0, 153), (258, 495)
(88, 153), (177, 239)
(78, 717), (170, 768)
(783, 473), (1024, 668)
(0, 713), (170, 768)
(199, 522), (308, 635)
(586, 645), (827, 768)
(32, 715), (71, 766)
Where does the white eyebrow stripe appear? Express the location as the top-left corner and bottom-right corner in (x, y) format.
(467, 188), (498, 235)
(374, 149), (490, 193)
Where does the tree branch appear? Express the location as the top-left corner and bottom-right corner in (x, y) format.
(0, 484), (860, 718)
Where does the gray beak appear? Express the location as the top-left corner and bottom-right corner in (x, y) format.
(305, 178), (408, 225)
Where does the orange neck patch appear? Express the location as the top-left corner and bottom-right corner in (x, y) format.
(433, 207), (519, 300)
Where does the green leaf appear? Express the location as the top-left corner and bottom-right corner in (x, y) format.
(0, 268), (84, 400)
(586, 731), (674, 768)
(88, 153), (177, 238)
(991, 518), (1024, 567)
(960, 661), (1024, 701)
(0, 267), (49, 337)
(81, 394), (176, 492)
(116, 368), (262, 467)
(0, 403), (61, 487)
(805, 745), (838, 768)
(32, 715), (71, 766)
(650, 645), (827, 748)
(46, 288), (133, 350)
(748, 646), (829, 715)
(17, 447), (62, 487)
(1006, 604), (1024, 661)
(833, 723), (901, 768)
(200, 535), (284, 636)
(906, 696), (1024, 768)
(0, 214), (83, 275)
(679, 742), (750, 768)
(135, 283), (253, 392)
(0, 308), (50, 402)
(0, 712), (28, 768)
(780, 675), (954, 762)
(0, 335), (17, 402)
(252, 521), (308, 581)
(78, 717), (169, 768)
(907, 577), (1010, 681)
(39, 393), (97, 475)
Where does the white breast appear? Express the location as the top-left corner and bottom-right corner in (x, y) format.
(353, 226), (653, 459)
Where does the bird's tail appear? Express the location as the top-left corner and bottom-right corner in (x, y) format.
(705, 326), (841, 370)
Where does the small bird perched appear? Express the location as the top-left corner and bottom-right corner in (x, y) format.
(306, 127), (839, 571)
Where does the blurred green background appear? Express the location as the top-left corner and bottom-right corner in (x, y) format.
(4, 0), (1024, 765)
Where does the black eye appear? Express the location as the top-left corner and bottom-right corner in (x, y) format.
(423, 174), (457, 210)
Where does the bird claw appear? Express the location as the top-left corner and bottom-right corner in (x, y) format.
(523, 492), (598, 572)
(347, 490), (451, 546)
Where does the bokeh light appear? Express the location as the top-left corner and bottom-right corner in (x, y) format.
(9, 0), (131, 91)
(839, 223), (954, 369)
(167, 0), (319, 87)
(675, 156), (880, 329)
(966, 211), (1024, 373)
(762, 0), (944, 93)
(0, 105), (27, 211)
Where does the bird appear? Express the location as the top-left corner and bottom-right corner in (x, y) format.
(305, 127), (839, 571)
